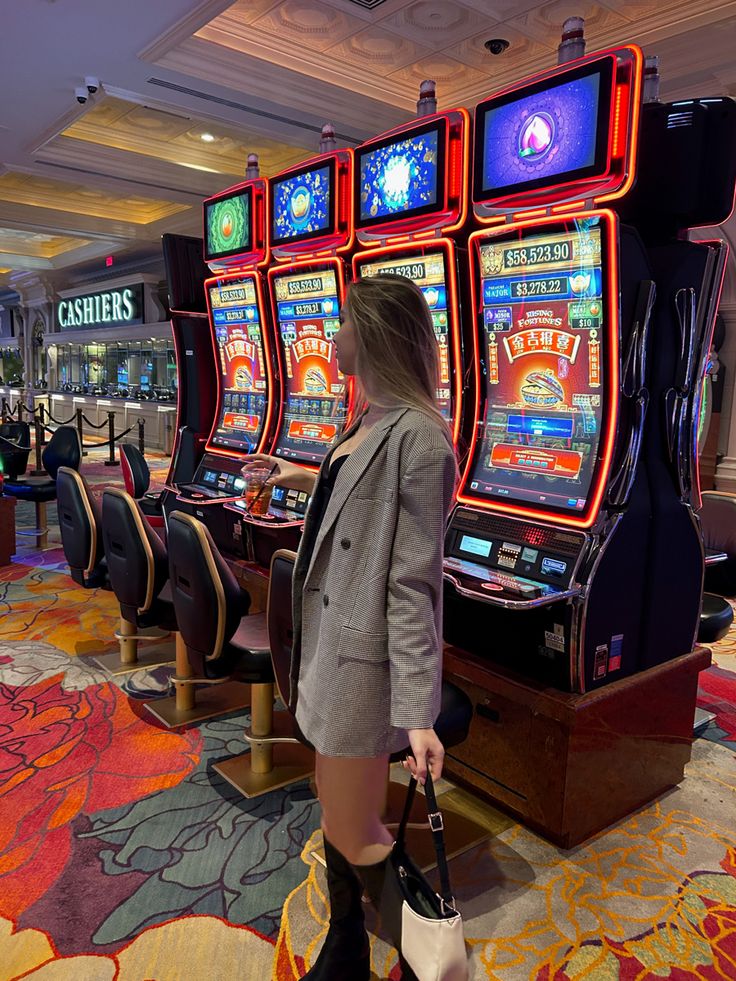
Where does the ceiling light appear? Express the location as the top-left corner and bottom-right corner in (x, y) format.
(200, 133), (215, 142)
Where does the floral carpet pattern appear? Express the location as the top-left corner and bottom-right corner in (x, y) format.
(2, 491), (736, 978)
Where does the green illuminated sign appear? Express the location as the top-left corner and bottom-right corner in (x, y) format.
(206, 193), (250, 260)
(57, 284), (144, 330)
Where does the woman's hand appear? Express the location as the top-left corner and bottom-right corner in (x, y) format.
(240, 454), (316, 494)
(404, 727), (445, 785)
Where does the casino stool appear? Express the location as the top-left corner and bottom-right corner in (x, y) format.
(98, 487), (177, 674)
(701, 491), (736, 597)
(145, 510), (270, 729)
(3, 425), (81, 549)
(56, 467), (109, 589)
(120, 443), (164, 528)
(698, 593), (734, 644)
(0, 422), (31, 481)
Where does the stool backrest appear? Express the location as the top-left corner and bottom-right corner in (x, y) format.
(267, 549), (297, 706)
(57, 467), (103, 584)
(0, 422), (31, 480)
(701, 491), (736, 597)
(120, 443), (150, 498)
(42, 426), (81, 480)
(167, 510), (246, 669)
(102, 487), (167, 621)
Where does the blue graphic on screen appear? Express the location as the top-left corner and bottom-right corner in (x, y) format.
(483, 73), (601, 194)
(360, 130), (439, 222)
(273, 166), (331, 241)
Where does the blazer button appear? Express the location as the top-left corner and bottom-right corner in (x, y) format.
(323, 594), (329, 607)
(341, 538), (351, 549)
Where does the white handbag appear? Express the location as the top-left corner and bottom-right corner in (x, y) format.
(383, 773), (469, 981)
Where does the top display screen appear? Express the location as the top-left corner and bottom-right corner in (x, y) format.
(475, 58), (614, 202)
(466, 217), (609, 517)
(205, 188), (252, 262)
(357, 121), (444, 227)
(271, 162), (334, 245)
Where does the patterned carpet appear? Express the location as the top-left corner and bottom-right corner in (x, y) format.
(1, 456), (736, 979)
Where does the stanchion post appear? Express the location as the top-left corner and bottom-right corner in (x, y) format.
(31, 417), (44, 475)
(76, 407), (87, 457)
(138, 417), (145, 455)
(105, 411), (120, 467)
(17, 401), (23, 424)
(38, 405), (46, 447)
(0, 398), (7, 422)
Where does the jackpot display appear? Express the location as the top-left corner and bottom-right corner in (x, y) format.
(467, 218), (607, 515)
(357, 123), (441, 225)
(205, 190), (251, 262)
(358, 251), (452, 421)
(272, 268), (347, 464)
(272, 165), (332, 244)
(208, 277), (268, 453)
(475, 57), (613, 200)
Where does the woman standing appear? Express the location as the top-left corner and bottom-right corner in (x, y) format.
(243, 275), (457, 979)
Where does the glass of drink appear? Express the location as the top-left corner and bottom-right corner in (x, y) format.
(243, 466), (274, 517)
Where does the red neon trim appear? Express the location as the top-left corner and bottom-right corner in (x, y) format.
(596, 44), (642, 204)
(266, 257), (353, 472)
(457, 210), (620, 530)
(203, 270), (276, 460)
(352, 238), (464, 447)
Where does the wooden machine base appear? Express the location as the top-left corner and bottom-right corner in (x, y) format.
(93, 641), (175, 675)
(145, 680), (251, 728)
(442, 645), (712, 849)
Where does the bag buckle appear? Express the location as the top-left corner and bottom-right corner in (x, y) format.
(428, 810), (444, 832)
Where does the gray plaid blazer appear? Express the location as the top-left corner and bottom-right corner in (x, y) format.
(289, 406), (456, 757)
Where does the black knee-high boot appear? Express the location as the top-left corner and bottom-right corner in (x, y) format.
(301, 838), (370, 980)
(353, 854), (419, 981)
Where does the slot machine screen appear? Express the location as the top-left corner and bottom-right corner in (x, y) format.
(208, 277), (269, 453)
(357, 251), (452, 421)
(272, 267), (347, 465)
(204, 188), (253, 263)
(467, 217), (609, 516)
(474, 57), (614, 202)
(271, 161), (334, 245)
(356, 120), (444, 227)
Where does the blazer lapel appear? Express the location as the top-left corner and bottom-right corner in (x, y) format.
(305, 406), (409, 582)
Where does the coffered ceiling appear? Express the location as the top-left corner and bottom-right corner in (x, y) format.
(2, 0), (736, 297)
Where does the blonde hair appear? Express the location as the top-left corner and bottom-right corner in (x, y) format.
(346, 274), (452, 444)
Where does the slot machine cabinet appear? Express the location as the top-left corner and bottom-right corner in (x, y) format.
(161, 233), (219, 489)
(351, 109), (471, 449)
(169, 178), (276, 557)
(616, 96), (736, 670)
(443, 47), (655, 695)
(225, 149), (355, 568)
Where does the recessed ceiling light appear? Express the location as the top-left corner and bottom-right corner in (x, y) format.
(201, 133), (215, 142)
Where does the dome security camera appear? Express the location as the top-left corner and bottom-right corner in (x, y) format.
(75, 87), (88, 105)
(85, 76), (100, 94)
(485, 38), (511, 56)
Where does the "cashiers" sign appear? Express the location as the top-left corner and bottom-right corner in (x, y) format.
(57, 284), (144, 330)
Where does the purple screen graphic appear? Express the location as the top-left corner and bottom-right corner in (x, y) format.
(483, 74), (601, 194)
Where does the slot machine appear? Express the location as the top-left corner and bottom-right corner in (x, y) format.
(170, 173), (276, 556)
(225, 143), (355, 565)
(351, 103), (470, 446)
(616, 94), (736, 669)
(442, 46), (654, 694)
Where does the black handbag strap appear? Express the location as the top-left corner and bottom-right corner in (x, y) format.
(397, 773), (454, 906)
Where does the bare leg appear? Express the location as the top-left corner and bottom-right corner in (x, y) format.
(315, 752), (393, 866)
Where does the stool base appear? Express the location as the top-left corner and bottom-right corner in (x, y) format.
(94, 641), (175, 675)
(145, 680), (251, 728)
(213, 714), (314, 798)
